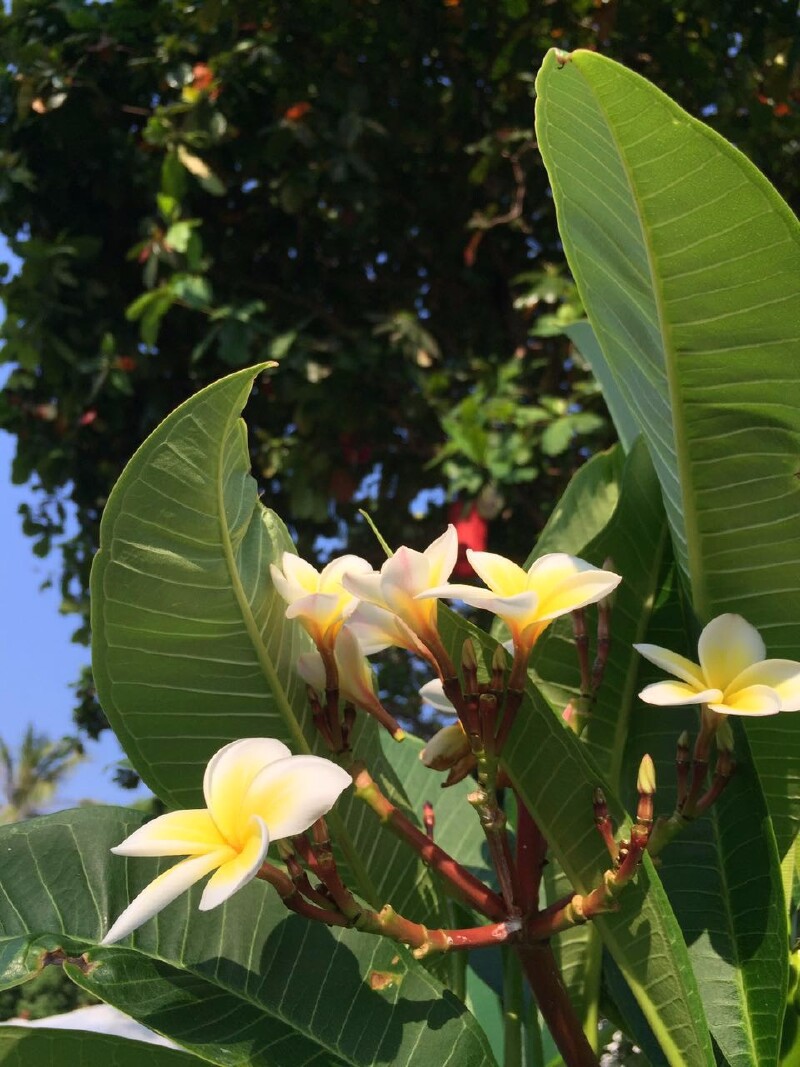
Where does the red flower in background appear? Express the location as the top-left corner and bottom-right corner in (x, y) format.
(284, 101), (312, 123)
(448, 501), (488, 578)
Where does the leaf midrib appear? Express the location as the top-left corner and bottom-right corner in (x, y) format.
(709, 806), (762, 1066)
(563, 53), (710, 618)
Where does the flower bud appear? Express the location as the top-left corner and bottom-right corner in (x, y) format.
(419, 722), (471, 771)
(637, 753), (656, 796)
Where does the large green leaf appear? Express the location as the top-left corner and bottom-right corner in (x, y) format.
(0, 808), (497, 1067)
(89, 365), (486, 933)
(535, 48), (800, 854)
(0, 1027), (198, 1066)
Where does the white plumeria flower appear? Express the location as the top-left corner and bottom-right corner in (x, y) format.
(341, 526), (458, 646)
(270, 552), (372, 650)
(635, 614), (800, 717)
(102, 738), (351, 945)
(418, 551), (621, 657)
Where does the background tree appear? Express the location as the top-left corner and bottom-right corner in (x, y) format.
(0, 727), (83, 824)
(0, 0), (797, 742)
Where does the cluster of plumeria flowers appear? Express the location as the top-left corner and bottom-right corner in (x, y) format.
(104, 525), (800, 950)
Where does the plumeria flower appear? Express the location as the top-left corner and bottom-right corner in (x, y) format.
(270, 552), (372, 650)
(418, 551), (621, 659)
(635, 613), (800, 717)
(102, 738), (351, 945)
(341, 526), (458, 648)
(296, 626), (404, 739)
(347, 600), (428, 657)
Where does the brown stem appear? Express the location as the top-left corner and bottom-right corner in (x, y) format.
(352, 763), (507, 921)
(363, 909), (521, 958)
(517, 944), (599, 1067)
(695, 753), (736, 816)
(272, 845), (520, 958)
(443, 674), (479, 736)
(591, 595), (611, 694)
(494, 687), (524, 754)
(255, 863), (351, 926)
(572, 608), (592, 699)
(593, 788), (617, 859)
(468, 749), (520, 914)
(515, 795), (548, 913)
(676, 731), (691, 809)
(681, 758), (709, 818)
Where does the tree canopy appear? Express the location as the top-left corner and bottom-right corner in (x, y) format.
(1, 0), (797, 738)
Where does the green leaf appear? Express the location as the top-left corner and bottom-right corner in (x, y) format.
(0, 809), (497, 1067)
(535, 48), (800, 855)
(165, 220), (198, 253)
(170, 273), (212, 308)
(527, 445), (623, 561)
(565, 321), (639, 453)
(89, 365), (487, 940)
(0, 1027), (198, 1066)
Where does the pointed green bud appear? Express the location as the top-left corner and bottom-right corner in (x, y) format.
(491, 643), (507, 673)
(637, 753), (656, 795)
(461, 638), (477, 672)
(677, 730), (690, 751)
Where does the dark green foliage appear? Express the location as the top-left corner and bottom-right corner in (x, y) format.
(0, 966), (96, 1023)
(0, 0), (796, 742)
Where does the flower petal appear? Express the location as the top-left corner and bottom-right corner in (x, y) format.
(423, 525), (459, 586)
(697, 614), (765, 690)
(240, 754), (351, 840)
(203, 738), (292, 843)
(340, 569), (384, 607)
(277, 553), (321, 595)
(708, 684), (781, 717)
(285, 592), (343, 629)
(639, 681), (723, 706)
(111, 809), (227, 858)
(381, 545), (430, 599)
(535, 566), (622, 620)
(419, 679), (456, 715)
(334, 626), (378, 707)
(347, 602), (417, 654)
(466, 551), (529, 597)
(320, 554), (372, 590)
(728, 659), (800, 712)
(199, 817), (270, 911)
(420, 723), (470, 770)
(633, 644), (706, 688)
(295, 650), (326, 691)
(101, 850), (230, 945)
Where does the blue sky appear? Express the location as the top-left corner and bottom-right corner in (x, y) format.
(1, 431), (149, 808)
(1, 237), (148, 810)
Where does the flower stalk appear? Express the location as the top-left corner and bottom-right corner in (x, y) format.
(351, 762), (507, 921)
